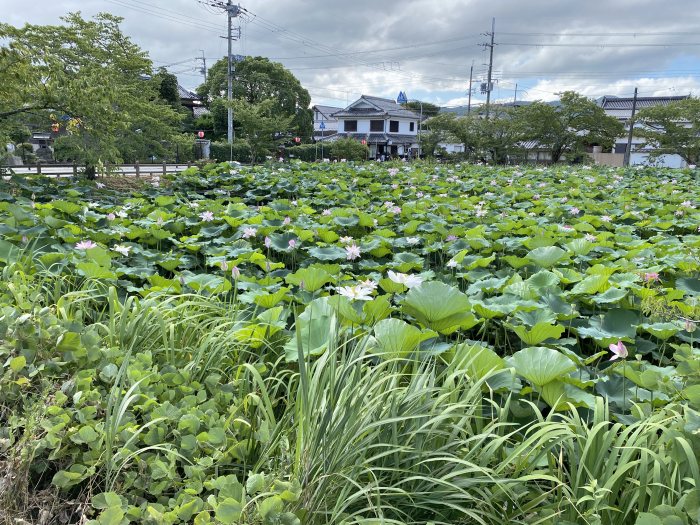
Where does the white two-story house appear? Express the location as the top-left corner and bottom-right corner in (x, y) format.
(328, 95), (421, 159)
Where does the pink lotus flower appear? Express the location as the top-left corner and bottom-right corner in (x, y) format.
(264, 236), (272, 248)
(200, 211), (214, 222)
(107, 213), (116, 221)
(643, 272), (659, 282)
(75, 240), (97, 250)
(231, 266), (241, 279)
(609, 340), (628, 361)
(600, 215), (612, 222)
(283, 216), (291, 225)
(288, 239), (297, 249)
(569, 207), (580, 215)
(322, 209), (332, 216)
(221, 260), (229, 271)
(345, 244), (361, 261)
(242, 227), (257, 239)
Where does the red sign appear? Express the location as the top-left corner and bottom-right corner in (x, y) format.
(197, 131), (205, 138)
(361, 139), (367, 145)
(294, 137), (301, 144)
(51, 123), (60, 133)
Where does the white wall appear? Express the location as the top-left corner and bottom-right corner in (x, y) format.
(338, 117), (417, 134)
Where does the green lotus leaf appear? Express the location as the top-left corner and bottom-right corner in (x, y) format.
(592, 287), (628, 304)
(509, 346), (577, 387)
(509, 321), (565, 345)
(525, 246), (567, 268)
(443, 342), (506, 379)
(402, 281), (476, 334)
(76, 262), (117, 280)
(284, 297), (335, 361)
(676, 277), (700, 296)
(285, 267), (333, 292)
(640, 322), (680, 340)
(185, 274), (232, 294)
(306, 246), (347, 261)
(540, 380), (596, 410)
(371, 318), (437, 359)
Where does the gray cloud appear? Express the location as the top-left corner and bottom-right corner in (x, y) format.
(4, 0), (700, 106)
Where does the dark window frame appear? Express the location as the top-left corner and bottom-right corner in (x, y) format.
(344, 120), (358, 132)
(389, 120), (399, 133)
(370, 120), (385, 132)
(409, 122), (415, 132)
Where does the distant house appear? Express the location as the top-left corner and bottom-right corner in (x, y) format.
(599, 95), (690, 167)
(328, 95), (421, 159)
(312, 105), (341, 140)
(178, 84), (207, 117)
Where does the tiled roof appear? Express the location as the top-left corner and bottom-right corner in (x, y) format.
(599, 95), (689, 110)
(193, 106), (210, 118)
(313, 105), (342, 118)
(332, 95), (421, 119)
(178, 84), (200, 101)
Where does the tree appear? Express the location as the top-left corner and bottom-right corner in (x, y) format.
(425, 111), (522, 164)
(515, 92), (624, 163)
(154, 68), (181, 107)
(197, 56), (312, 140)
(0, 13), (183, 177)
(232, 98), (293, 163)
(635, 98), (700, 165)
(403, 101), (441, 119)
(329, 138), (369, 161)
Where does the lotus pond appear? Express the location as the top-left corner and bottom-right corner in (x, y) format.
(1, 162), (700, 524)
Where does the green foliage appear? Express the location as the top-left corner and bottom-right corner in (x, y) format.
(209, 140), (252, 163)
(1, 162), (700, 523)
(197, 56), (312, 140)
(329, 137), (369, 161)
(515, 91), (625, 162)
(636, 97), (700, 165)
(231, 98), (293, 163)
(0, 13), (183, 172)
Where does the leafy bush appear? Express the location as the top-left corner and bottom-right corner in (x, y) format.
(209, 140), (252, 163)
(285, 144), (318, 161)
(330, 137), (369, 161)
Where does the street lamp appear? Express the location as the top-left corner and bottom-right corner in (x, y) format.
(396, 92), (422, 159)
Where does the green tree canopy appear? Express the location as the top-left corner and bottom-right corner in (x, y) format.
(514, 92), (624, 163)
(232, 98), (293, 163)
(403, 101), (441, 119)
(0, 13), (183, 176)
(635, 97), (700, 165)
(197, 56), (312, 140)
(426, 111), (522, 163)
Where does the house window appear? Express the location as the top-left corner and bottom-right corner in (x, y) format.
(370, 120), (384, 132)
(409, 122), (415, 132)
(344, 120), (357, 132)
(389, 120), (399, 133)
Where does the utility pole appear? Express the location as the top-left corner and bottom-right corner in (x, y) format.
(200, 0), (242, 149)
(623, 87), (638, 168)
(467, 61), (474, 115)
(485, 17), (495, 118)
(196, 50), (207, 83)
(513, 83), (518, 105)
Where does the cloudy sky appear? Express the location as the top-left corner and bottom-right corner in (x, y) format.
(4, 0), (700, 109)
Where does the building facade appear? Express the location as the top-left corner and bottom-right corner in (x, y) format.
(328, 95), (421, 159)
(599, 95), (690, 168)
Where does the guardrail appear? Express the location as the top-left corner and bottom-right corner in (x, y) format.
(1, 161), (195, 177)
